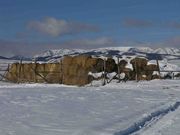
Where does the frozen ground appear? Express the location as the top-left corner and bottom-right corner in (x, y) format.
(0, 80), (180, 135)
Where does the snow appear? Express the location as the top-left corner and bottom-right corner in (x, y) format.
(125, 62), (133, 70)
(119, 73), (126, 79)
(0, 80), (180, 135)
(153, 71), (159, 75)
(154, 48), (180, 55)
(88, 72), (103, 78)
(147, 60), (157, 65)
(88, 72), (117, 80)
(34, 49), (86, 58)
(107, 72), (117, 79)
(159, 60), (180, 71)
(137, 103), (180, 135)
(112, 55), (134, 70)
(0, 53), (180, 135)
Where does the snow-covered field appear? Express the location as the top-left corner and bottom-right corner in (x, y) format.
(0, 80), (180, 135)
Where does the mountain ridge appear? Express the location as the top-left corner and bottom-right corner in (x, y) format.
(34, 47), (180, 62)
(1, 47), (180, 62)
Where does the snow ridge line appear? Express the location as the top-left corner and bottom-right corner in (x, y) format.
(114, 101), (180, 135)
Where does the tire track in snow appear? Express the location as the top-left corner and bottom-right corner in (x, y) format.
(114, 101), (180, 135)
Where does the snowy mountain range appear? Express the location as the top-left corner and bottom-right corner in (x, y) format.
(34, 47), (180, 62)
(0, 47), (180, 62)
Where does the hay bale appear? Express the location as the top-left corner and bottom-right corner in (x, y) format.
(62, 55), (98, 86)
(105, 58), (117, 73)
(20, 63), (35, 82)
(89, 58), (104, 72)
(117, 59), (128, 71)
(42, 63), (62, 83)
(130, 57), (148, 72)
(121, 68), (134, 80)
(5, 63), (19, 82)
(144, 64), (159, 80)
(130, 58), (148, 81)
(119, 59), (128, 66)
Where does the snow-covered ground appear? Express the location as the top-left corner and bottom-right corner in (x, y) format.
(0, 80), (180, 135)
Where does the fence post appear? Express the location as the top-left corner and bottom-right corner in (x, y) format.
(117, 57), (120, 82)
(18, 58), (23, 83)
(172, 72), (174, 80)
(7, 64), (10, 72)
(156, 59), (161, 79)
(34, 59), (37, 83)
(135, 59), (138, 82)
(60, 59), (63, 84)
(102, 58), (106, 86)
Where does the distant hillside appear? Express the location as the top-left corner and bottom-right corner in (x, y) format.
(0, 55), (31, 61)
(33, 47), (180, 62)
(0, 56), (8, 60)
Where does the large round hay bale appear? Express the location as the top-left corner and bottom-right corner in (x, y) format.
(130, 58), (148, 81)
(117, 59), (128, 72)
(90, 58), (104, 72)
(130, 57), (148, 72)
(119, 59), (128, 67)
(144, 64), (159, 80)
(105, 58), (117, 73)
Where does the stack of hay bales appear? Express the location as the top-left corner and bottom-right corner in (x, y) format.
(6, 63), (62, 83)
(5, 55), (162, 85)
(5, 63), (35, 83)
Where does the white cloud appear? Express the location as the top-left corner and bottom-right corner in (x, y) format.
(27, 17), (99, 37)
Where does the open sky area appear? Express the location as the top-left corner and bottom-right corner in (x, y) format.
(0, 0), (180, 56)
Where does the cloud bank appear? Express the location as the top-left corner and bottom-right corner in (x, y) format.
(122, 18), (180, 30)
(0, 37), (115, 57)
(123, 18), (153, 28)
(169, 22), (180, 29)
(27, 17), (99, 37)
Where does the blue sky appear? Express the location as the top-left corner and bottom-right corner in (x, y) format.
(0, 0), (180, 56)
